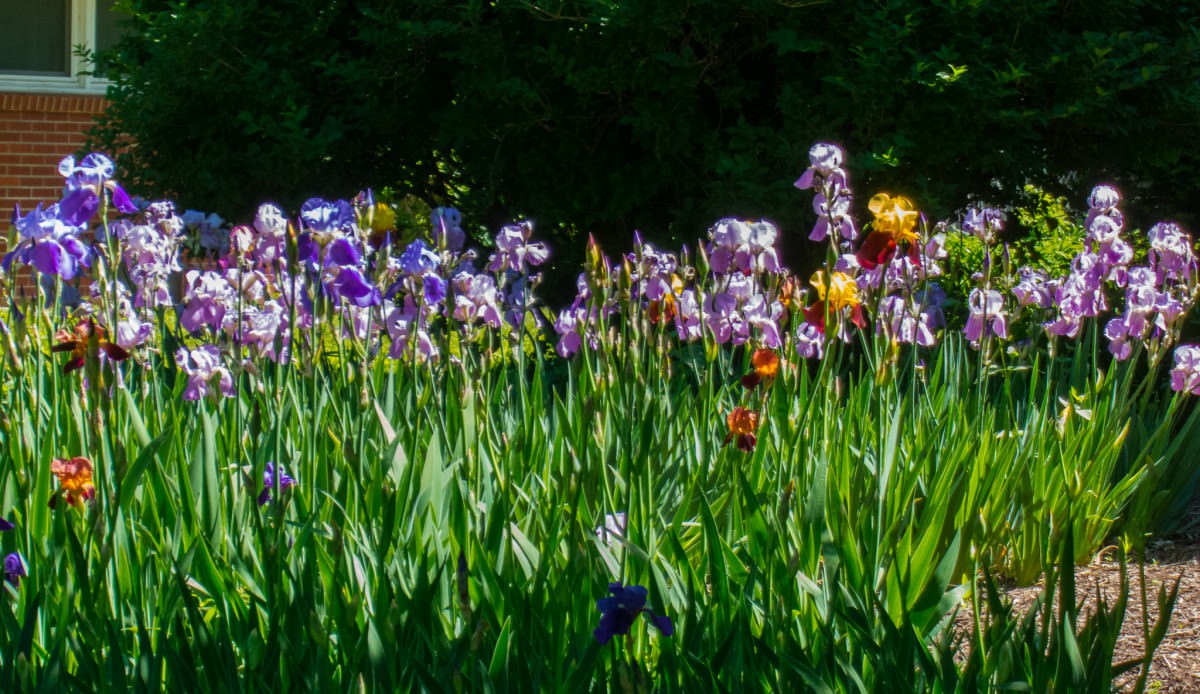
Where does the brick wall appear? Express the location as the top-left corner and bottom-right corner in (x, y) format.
(0, 92), (107, 215)
(0, 92), (107, 297)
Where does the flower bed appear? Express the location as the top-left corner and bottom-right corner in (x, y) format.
(0, 146), (1195, 690)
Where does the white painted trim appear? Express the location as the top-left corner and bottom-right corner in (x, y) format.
(0, 0), (113, 95)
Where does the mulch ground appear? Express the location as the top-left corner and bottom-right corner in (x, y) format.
(953, 504), (1200, 692)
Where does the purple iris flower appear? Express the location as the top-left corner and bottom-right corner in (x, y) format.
(0, 517), (13, 532)
(384, 297), (439, 362)
(251, 203), (289, 266)
(326, 237), (361, 267)
(878, 295), (939, 347)
(796, 143), (856, 243)
(330, 267), (381, 307)
(594, 582), (674, 645)
(423, 275), (448, 305)
(300, 198), (356, 233)
(57, 153), (138, 225)
(1012, 268), (1054, 309)
(707, 219), (782, 277)
(452, 272), (504, 328)
(179, 270), (235, 334)
(809, 185), (856, 243)
(400, 240), (440, 276)
(554, 305), (585, 358)
(257, 462), (297, 505)
(4, 552), (25, 587)
(1148, 222), (1197, 283)
(3, 203), (91, 280)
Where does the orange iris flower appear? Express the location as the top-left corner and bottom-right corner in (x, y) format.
(724, 407), (759, 452)
(50, 456), (95, 508)
(742, 348), (781, 389)
(51, 319), (129, 374)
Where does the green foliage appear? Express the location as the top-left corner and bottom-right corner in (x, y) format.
(91, 0), (1200, 293)
(0, 294), (1190, 689)
(1012, 185), (1087, 278)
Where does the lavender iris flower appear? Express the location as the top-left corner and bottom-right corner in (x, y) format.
(963, 207), (1005, 244)
(673, 289), (703, 342)
(595, 512), (628, 547)
(179, 270), (235, 334)
(176, 345), (235, 401)
(553, 305), (586, 358)
(1148, 222), (1197, 283)
(593, 582), (674, 645)
(423, 275), (448, 305)
(431, 207), (466, 251)
(796, 143), (856, 243)
(965, 289), (1008, 343)
(1170, 345), (1200, 395)
(452, 273), (504, 328)
(487, 221), (549, 274)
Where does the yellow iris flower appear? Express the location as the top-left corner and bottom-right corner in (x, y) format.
(868, 193), (920, 245)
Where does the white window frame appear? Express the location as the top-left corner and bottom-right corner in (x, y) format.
(0, 0), (111, 94)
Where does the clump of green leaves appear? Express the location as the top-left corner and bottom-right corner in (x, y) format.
(1011, 184), (1087, 278)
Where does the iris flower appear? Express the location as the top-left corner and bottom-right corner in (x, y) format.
(856, 194), (920, 270)
(724, 407), (759, 452)
(741, 348), (781, 389)
(0, 517), (12, 532)
(258, 462), (297, 505)
(49, 456), (95, 509)
(4, 553), (24, 587)
(594, 582), (674, 645)
(51, 319), (129, 374)
(803, 271), (866, 334)
(57, 153), (139, 225)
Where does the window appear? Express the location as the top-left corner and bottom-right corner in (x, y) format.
(0, 0), (125, 93)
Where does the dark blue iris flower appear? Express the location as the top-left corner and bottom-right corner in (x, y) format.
(0, 517), (12, 532)
(594, 582), (674, 645)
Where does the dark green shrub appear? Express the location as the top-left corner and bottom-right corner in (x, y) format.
(92, 0), (1200, 296)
